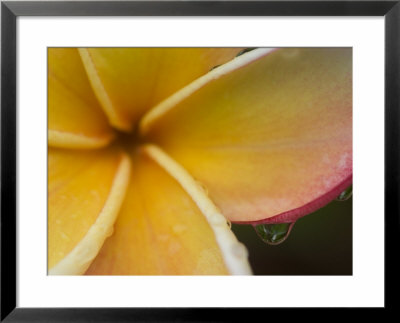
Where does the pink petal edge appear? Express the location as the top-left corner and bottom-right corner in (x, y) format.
(233, 174), (353, 225)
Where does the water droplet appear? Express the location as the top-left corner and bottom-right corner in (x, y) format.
(236, 48), (256, 57)
(106, 227), (114, 237)
(336, 185), (352, 201)
(210, 64), (221, 71)
(209, 214), (226, 226)
(196, 180), (209, 195)
(253, 222), (295, 245)
(158, 234), (169, 242)
(173, 224), (187, 234)
(60, 232), (70, 241)
(226, 220), (232, 229)
(231, 243), (248, 258)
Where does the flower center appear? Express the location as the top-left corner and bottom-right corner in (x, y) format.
(114, 126), (145, 153)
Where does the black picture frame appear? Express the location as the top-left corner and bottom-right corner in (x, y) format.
(1, 0), (399, 320)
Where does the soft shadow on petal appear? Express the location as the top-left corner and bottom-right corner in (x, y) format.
(79, 48), (242, 131)
(142, 48), (352, 223)
(85, 147), (232, 275)
(48, 48), (114, 149)
(48, 147), (130, 274)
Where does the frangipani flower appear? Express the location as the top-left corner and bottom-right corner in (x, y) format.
(48, 47), (352, 275)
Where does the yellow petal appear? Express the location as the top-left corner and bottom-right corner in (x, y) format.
(79, 48), (242, 131)
(141, 48), (352, 223)
(85, 145), (251, 275)
(48, 147), (130, 274)
(48, 48), (114, 149)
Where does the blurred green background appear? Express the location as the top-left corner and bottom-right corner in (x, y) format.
(232, 197), (352, 275)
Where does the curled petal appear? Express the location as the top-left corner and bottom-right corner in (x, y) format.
(86, 146), (251, 275)
(141, 48), (352, 223)
(48, 147), (130, 274)
(48, 48), (114, 149)
(79, 48), (242, 131)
